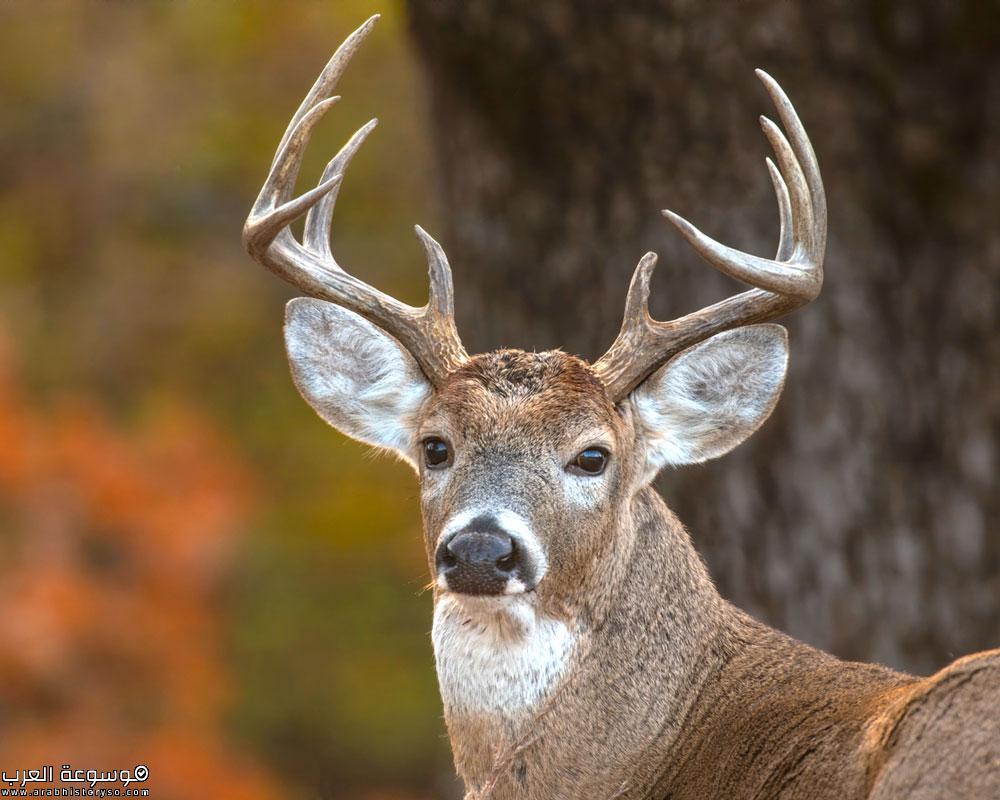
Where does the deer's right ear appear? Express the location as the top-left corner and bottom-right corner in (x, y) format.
(628, 324), (788, 480)
(284, 298), (432, 467)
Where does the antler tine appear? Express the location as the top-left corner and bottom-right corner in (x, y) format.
(243, 15), (469, 387)
(272, 15), (377, 171)
(765, 157), (794, 262)
(756, 69), (827, 255)
(593, 71), (827, 401)
(303, 118), (378, 260)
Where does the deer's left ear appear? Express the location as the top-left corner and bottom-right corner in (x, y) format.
(628, 324), (788, 478)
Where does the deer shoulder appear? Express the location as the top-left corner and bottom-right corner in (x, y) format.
(864, 648), (1000, 799)
(654, 616), (1000, 799)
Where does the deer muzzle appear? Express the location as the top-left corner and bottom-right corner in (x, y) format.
(435, 513), (540, 596)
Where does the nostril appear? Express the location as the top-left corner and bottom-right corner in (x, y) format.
(496, 540), (518, 572)
(438, 541), (459, 570)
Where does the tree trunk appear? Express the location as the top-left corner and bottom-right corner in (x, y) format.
(407, 0), (999, 674)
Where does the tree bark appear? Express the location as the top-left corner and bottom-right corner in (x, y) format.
(407, 0), (999, 674)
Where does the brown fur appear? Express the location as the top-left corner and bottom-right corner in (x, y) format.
(415, 352), (998, 800)
(458, 490), (999, 799)
(419, 351), (630, 604)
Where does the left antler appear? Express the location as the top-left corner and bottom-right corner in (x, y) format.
(593, 70), (827, 401)
(243, 14), (469, 387)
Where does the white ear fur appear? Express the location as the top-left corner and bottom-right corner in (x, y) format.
(284, 298), (432, 468)
(629, 324), (788, 479)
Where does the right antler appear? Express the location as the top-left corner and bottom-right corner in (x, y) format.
(243, 15), (469, 388)
(593, 70), (826, 401)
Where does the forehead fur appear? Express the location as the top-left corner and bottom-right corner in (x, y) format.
(433, 349), (616, 434)
(451, 350), (604, 398)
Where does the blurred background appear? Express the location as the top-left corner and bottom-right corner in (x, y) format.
(0, 1), (995, 798)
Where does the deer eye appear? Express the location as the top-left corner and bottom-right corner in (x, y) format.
(422, 437), (451, 469)
(568, 447), (609, 476)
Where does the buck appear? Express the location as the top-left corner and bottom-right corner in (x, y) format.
(243, 16), (999, 800)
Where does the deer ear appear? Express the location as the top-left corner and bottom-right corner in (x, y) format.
(629, 325), (788, 477)
(284, 298), (432, 467)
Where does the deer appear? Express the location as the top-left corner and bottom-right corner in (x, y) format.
(242, 15), (1000, 800)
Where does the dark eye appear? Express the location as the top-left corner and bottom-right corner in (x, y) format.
(422, 437), (451, 469)
(568, 447), (609, 476)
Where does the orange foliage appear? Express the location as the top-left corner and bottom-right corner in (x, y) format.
(0, 334), (282, 799)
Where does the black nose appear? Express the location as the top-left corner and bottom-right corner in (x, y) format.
(436, 530), (520, 596)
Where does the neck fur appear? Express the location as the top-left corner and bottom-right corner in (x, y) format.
(431, 487), (732, 797)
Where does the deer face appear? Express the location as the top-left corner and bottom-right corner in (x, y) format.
(248, 15), (822, 611)
(416, 350), (632, 600)
(284, 299), (788, 602)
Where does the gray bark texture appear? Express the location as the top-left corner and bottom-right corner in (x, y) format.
(406, 0), (999, 674)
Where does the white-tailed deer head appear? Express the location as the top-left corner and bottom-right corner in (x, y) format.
(244, 14), (823, 603)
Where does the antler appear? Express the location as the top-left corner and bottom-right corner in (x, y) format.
(593, 70), (827, 401)
(243, 15), (468, 387)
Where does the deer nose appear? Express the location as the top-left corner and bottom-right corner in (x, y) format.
(436, 530), (520, 596)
